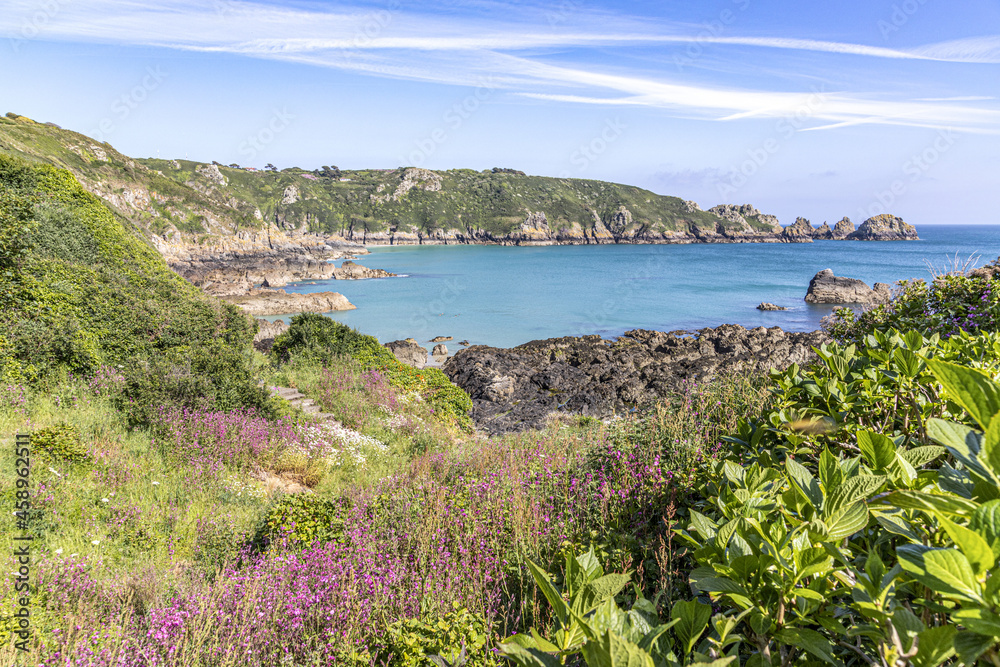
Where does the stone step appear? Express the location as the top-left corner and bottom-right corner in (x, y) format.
(300, 403), (321, 414)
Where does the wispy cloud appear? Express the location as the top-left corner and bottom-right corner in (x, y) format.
(2, 0), (998, 132)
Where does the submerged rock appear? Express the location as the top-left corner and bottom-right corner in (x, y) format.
(444, 324), (828, 434)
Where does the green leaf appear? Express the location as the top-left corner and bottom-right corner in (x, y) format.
(932, 512), (996, 575)
(825, 475), (886, 515)
(499, 642), (563, 667)
(527, 560), (570, 626)
(774, 628), (840, 666)
(577, 574), (631, 615)
(818, 448), (843, 491)
(925, 358), (1000, 431)
(581, 631), (655, 667)
(951, 608), (1000, 638)
(897, 544), (983, 603)
(672, 600), (712, 655)
(982, 414), (1000, 480)
(910, 625), (956, 667)
(970, 499), (1000, 554)
(858, 431), (896, 471)
(689, 511), (718, 542)
(879, 490), (979, 517)
(786, 457), (823, 508)
(826, 501), (869, 541)
(899, 446), (945, 469)
(954, 631), (995, 665)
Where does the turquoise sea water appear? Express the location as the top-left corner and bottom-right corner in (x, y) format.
(279, 225), (1000, 348)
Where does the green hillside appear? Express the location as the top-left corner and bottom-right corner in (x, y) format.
(0, 114), (768, 243)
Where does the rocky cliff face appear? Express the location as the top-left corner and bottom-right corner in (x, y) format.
(444, 324), (829, 433)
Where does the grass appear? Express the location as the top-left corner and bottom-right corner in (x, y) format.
(0, 359), (769, 665)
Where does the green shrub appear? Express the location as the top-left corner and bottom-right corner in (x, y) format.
(381, 605), (497, 667)
(273, 314), (472, 429)
(32, 422), (89, 462)
(252, 493), (348, 549)
(826, 272), (999, 343)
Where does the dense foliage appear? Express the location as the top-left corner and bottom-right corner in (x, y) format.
(826, 269), (1000, 343)
(0, 154), (273, 421)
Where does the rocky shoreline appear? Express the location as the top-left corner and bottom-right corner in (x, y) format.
(443, 324), (830, 434)
(340, 211), (918, 247)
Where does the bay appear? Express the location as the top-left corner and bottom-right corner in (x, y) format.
(278, 224), (1000, 348)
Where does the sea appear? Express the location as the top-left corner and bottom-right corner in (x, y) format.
(274, 225), (1000, 349)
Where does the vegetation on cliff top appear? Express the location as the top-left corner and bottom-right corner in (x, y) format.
(0, 116), (773, 246)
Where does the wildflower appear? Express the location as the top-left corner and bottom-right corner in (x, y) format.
(152, 481), (160, 486)
(91, 540), (100, 546)
(101, 498), (109, 503)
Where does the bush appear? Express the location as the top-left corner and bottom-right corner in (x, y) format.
(380, 606), (497, 667)
(273, 314), (472, 429)
(33, 422), (89, 462)
(826, 272), (999, 343)
(252, 493), (349, 550)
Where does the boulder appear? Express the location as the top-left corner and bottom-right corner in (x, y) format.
(253, 318), (289, 352)
(431, 344), (449, 362)
(444, 324), (828, 434)
(804, 269), (892, 304)
(385, 339), (428, 368)
(757, 303), (788, 311)
(430, 336), (453, 343)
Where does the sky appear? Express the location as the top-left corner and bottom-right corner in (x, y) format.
(1, 0), (999, 224)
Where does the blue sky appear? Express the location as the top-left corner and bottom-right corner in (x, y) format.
(1, 0), (999, 224)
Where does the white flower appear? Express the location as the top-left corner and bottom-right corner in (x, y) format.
(55, 548), (63, 554)
(48, 466), (63, 477)
(91, 540), (100, 546)
(100, 498), (109, 503)
(151, 481), (160, 486)
(70, 553), (78, 557)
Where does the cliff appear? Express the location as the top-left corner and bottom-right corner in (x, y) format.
(0, 117), (918, 281)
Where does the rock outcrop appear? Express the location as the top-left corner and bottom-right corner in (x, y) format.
(804, 269), (892, 304)
(221, 289), (355, 316)
(333, 261), (396, 280)
(431, 344), (449, 362)
(385, 339), (428, 368)
(757, 303), (788, 311)
(444, 324), (829, 433)
(253, 318), (290, 352)
(846, 215), (918, 241)
(782, 217), (816, 241)
(833, 218), (856, 239)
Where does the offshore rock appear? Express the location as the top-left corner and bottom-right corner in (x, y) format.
(757, 303), (788, 311)
(444, 324), (828, 434)
(782, 217), (816, 241)
(847, 215), (918, 241)
(222, 289), (355, 316)
(833, 217), (856, 239)
(333, 261), (396, 280)
(804, 269), (892, 304)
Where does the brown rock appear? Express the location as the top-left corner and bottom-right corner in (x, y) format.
(385, 339), (428, 368)
(222, 289), (355, 316)
(804, 269), (891, 304)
